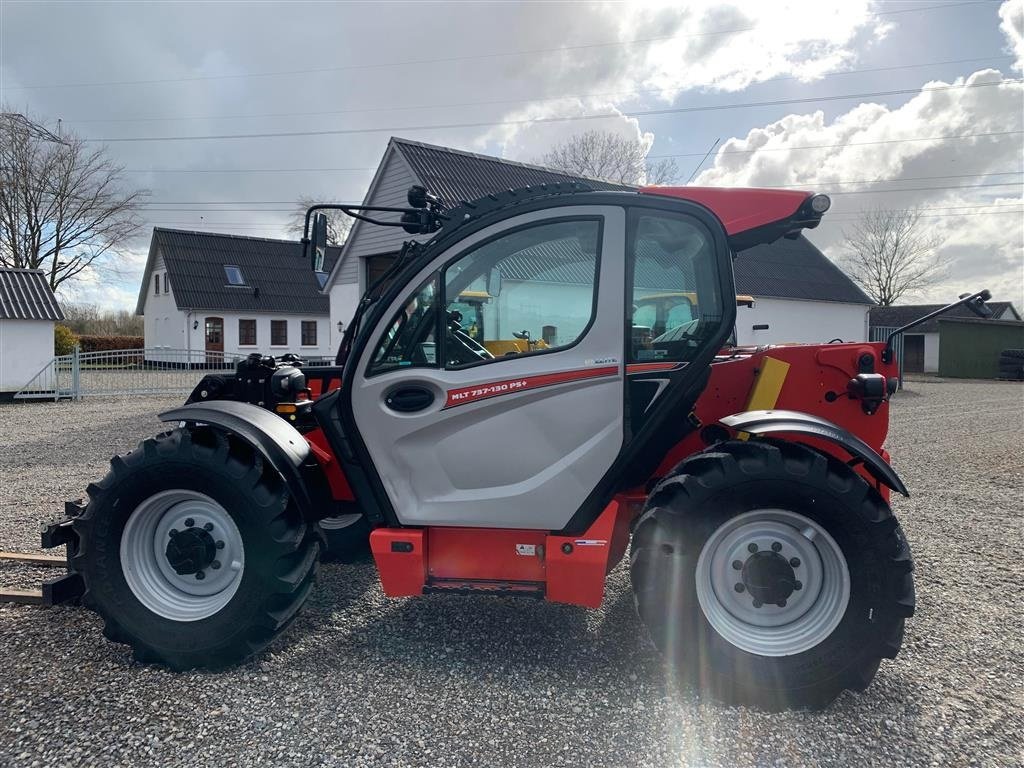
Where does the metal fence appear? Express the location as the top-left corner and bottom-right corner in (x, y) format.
(869, 326), (904, 388)
(13, 347), (336, 401)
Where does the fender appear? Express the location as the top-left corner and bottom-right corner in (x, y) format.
(719, 409), (909, 497)
(160, 400), (322, 519)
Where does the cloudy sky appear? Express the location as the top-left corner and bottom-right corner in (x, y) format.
(2, 0), (1021, 310)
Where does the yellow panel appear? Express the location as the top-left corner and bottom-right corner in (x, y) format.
(745, 356), (790, 411)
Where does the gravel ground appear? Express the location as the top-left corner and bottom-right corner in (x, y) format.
(1, 381), (1022, 768)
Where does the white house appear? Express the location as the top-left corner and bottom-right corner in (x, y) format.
(137, 229), (342, 363)
(0, 267), (64, 395)
(870, 301), (1022, 373)
(322, 137), (874, 346)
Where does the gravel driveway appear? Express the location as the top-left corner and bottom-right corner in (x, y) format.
(1, 380), (1021, 768)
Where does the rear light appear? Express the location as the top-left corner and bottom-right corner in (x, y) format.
(809, 194), (831, 214)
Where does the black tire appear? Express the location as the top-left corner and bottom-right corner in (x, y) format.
(72, 427), (321, 670)
(318, 508), (371, 563)
(630, 439), (914, 711)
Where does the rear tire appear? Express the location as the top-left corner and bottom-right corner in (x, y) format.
(630, 439), (914, 710)
(73, 427), (321, 670)
(318, 509), (371, 562)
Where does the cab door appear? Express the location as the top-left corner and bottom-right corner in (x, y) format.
(347, 206), (626, 530)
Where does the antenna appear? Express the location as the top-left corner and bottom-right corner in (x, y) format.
(685, 138), (720, 184)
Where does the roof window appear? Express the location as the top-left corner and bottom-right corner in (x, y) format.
(224, 265), (246, 286)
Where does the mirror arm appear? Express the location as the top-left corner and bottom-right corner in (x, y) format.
(881, 289), (992, 363)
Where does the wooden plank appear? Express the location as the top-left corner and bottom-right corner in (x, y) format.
(0, 589), (44, 605)
(0, 552), (66, 567)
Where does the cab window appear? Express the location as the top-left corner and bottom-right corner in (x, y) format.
(367, 276), (439, 375)
(630, 211), (723, 362)
(442, 219), (602, 368)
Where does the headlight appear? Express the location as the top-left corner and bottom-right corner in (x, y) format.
(809, 194), (831, 214)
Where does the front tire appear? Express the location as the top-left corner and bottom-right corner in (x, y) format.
(630, 439), (914, 710)
(73, 427), (321, 670)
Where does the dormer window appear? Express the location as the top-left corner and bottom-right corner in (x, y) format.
(224, 265), (245, 286)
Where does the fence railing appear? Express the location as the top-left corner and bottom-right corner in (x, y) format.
(14, 347), (336, 401)
(869, 327), (904, 389)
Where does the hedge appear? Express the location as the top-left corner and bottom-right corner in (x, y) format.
(77, 335), (145, 352)
(54, 324), (79, 356)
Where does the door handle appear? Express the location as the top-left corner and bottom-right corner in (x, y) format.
(384, 385), (435, 413)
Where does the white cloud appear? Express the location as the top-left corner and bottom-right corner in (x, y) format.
(487, 0), (888, 165)
(1000, 0), (1024, 72)
(695, 66), (1024, 307)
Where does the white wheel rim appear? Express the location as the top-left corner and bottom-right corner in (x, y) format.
(695, 509), (850, 657)
(120, 489), (245, 622)
(318, 513), (362, 531)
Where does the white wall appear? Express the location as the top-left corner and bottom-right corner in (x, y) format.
(0, 319), (54, 392)
(924, 332), (940, 373)
(736, 299), (870, 346)
(146, 308), (333, 362)
(329, 282), (360, 350)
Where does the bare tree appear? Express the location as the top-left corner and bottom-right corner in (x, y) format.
(287, 196), (353, 246)
(0, 110), (147, 292)
(61, 302), (143, 336)
(841, 207), (946, 306)
(538, 130), (678, 185)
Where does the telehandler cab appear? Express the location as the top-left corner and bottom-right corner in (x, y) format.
(57, 180), (992, 709)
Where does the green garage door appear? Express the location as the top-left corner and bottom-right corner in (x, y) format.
(938, 318), (1024, 378)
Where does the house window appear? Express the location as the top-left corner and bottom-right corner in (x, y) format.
(224, 265), (245, 286)
(301, 320), (317, 346)
(238, 319), (257, 346)
(164, 273), (170, 293)
(271, 320), (288, 346)
(154, 274), (160, 295)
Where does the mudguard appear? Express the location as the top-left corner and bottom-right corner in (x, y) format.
(719, 409), (909, 497)
(160, 401), (321, 518)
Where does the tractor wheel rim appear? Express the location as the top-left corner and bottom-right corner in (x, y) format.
(318, 513), (362, 531)
(120, 489), (244, 622)
(695, 508), (850, 657)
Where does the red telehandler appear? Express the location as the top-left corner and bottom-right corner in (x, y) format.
(50, 182), (993, 709)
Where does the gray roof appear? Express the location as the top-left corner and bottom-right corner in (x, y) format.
(394, 137), (634, 204)
(0, 268), (64, 321)
(734, 236), (874, 305)
(136, 229), (341, 315)
(870, 301), (1021, 332)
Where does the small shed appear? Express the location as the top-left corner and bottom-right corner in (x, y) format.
(870, 302), (1021, 373)
(0, 268), (65, 394)
(937, 317), (1024, 379)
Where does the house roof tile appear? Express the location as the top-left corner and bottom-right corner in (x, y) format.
(0, 268), (64, 321)
(136, 229), (341, 315)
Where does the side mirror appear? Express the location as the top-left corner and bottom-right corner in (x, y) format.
(311, 213), (328, 272)
(959, 290), (993, 318)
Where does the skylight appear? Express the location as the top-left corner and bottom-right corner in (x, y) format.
(224, 265), (245, 286)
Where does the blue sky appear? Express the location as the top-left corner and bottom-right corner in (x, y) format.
(1, 0), (1021, 309)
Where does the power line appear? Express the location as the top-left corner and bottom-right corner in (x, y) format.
(88, 80), (1022, 143)
(650, 130), (1023, 159)
(6, 1), (988, 92)
(63, 55), (1014, 126)
(827, 181), (1023, 195)
(753, 170), (1023, 188)
(133, 179), (1024, 208)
